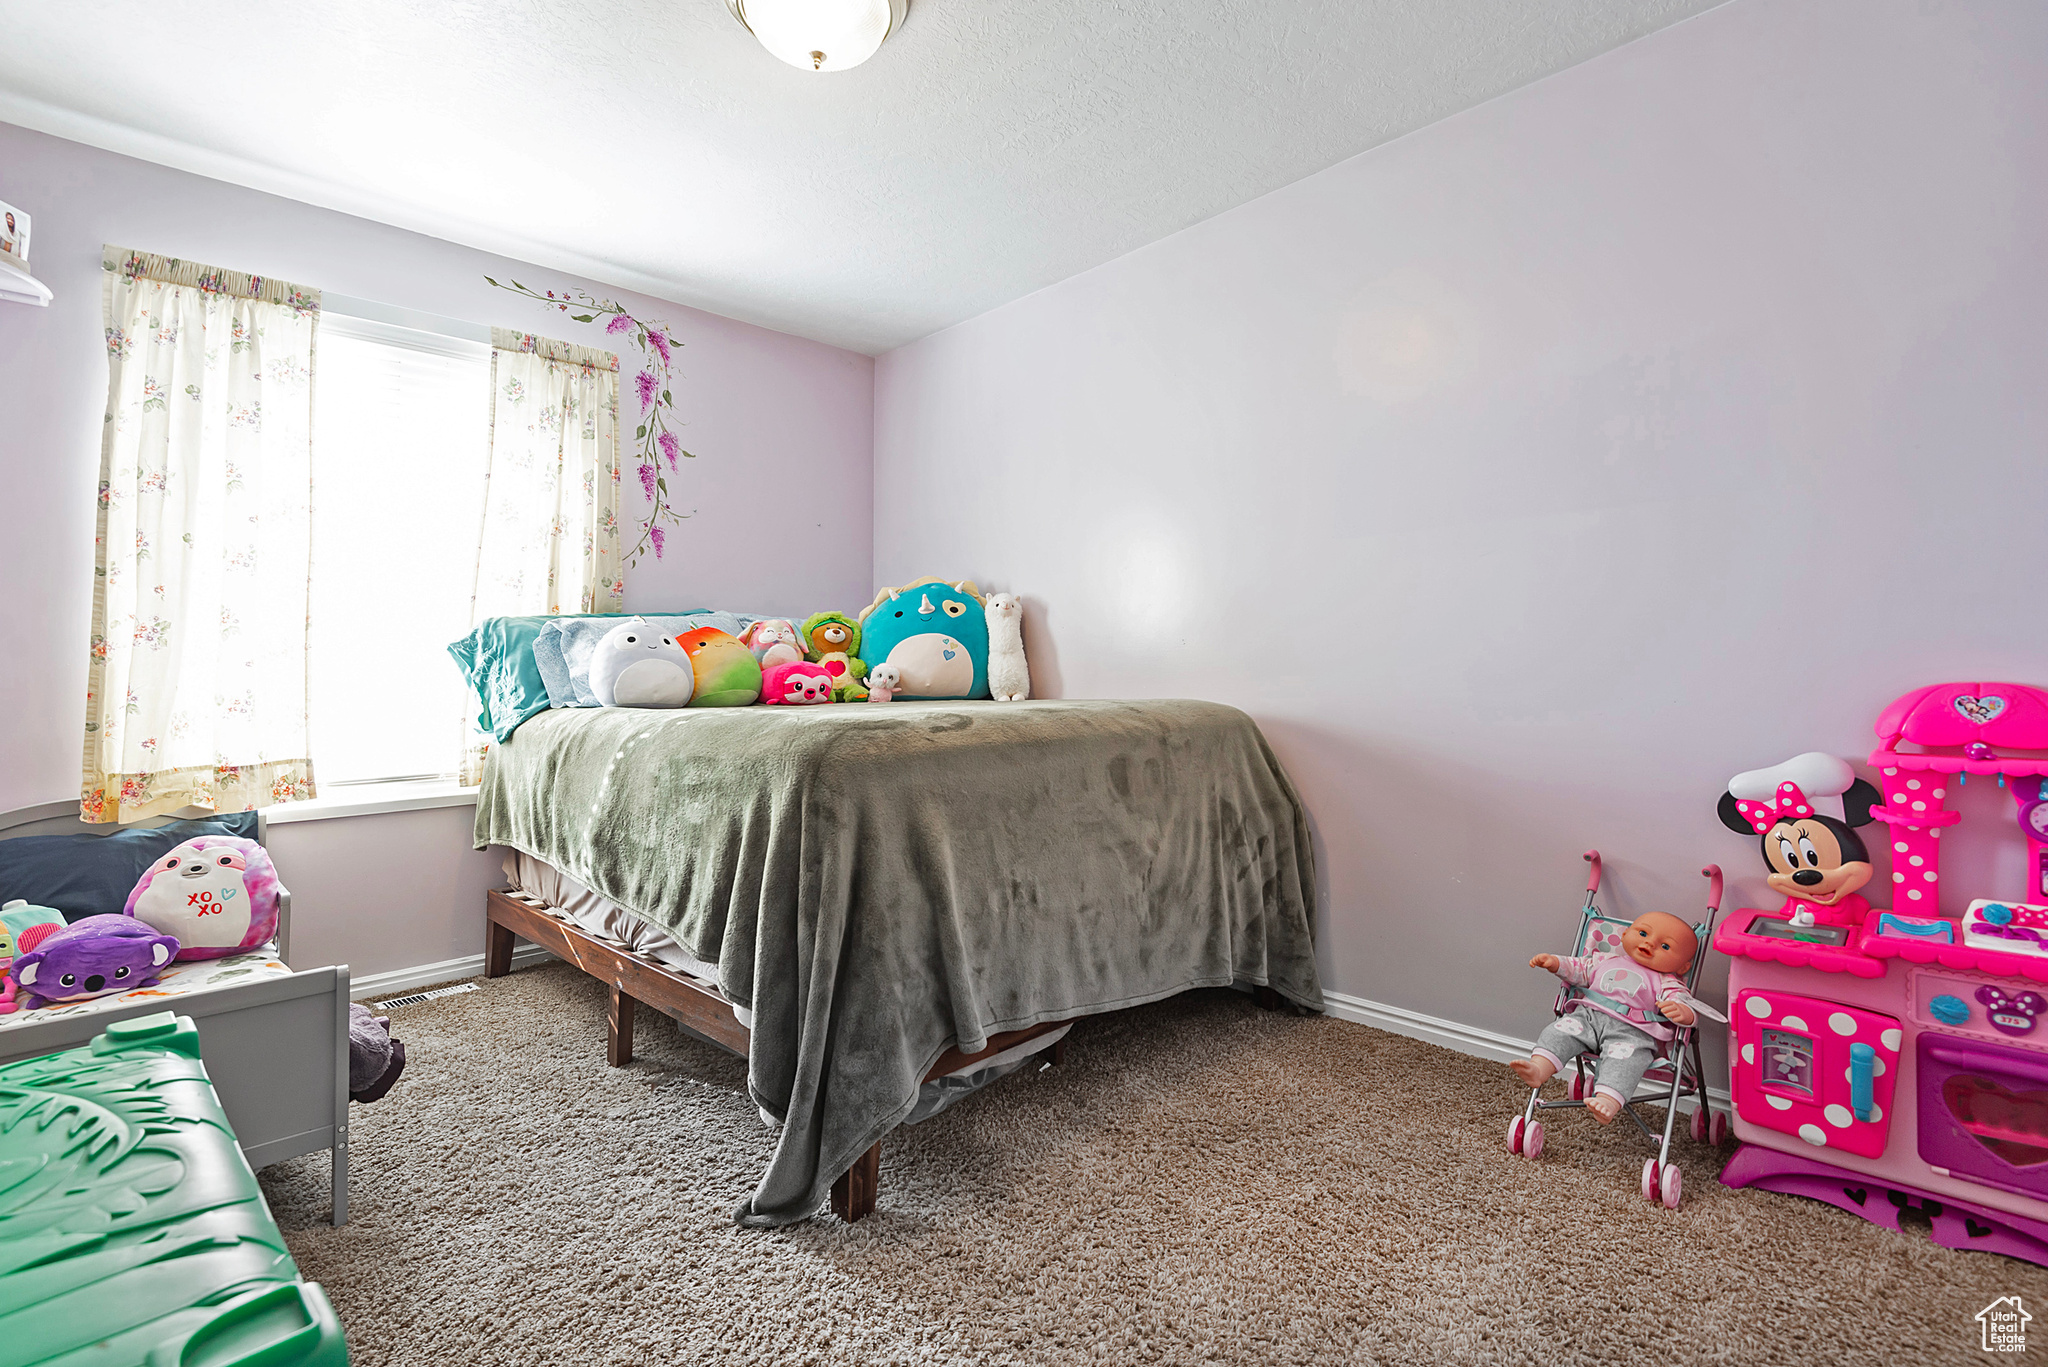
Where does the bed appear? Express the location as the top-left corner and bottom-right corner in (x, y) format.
(475, 697), (1323, 1227)
(0, 801), (353, 1225)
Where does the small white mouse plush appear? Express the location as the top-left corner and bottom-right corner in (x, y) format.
(866, 662), (902, 703)
(985, 593), (1030, 702)
(589, 617), (695, 707)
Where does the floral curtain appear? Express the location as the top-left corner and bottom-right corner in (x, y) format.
(461, 328), (622, 782)
(472, 328), (624, 620)
(82, 246), (320, 822)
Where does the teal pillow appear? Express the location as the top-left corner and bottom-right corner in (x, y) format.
(451, 614), (728, 741)
(449, 615), (631, 743)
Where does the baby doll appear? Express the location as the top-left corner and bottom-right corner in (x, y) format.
(1507, 911), (1724, 1123)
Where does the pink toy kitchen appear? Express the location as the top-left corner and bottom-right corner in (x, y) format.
(1715, 680), (2048, 1265)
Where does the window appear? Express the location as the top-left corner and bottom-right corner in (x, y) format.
(308, 313), (490, 785)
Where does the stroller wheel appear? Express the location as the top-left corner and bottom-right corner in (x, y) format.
(1567, 1071), (1588, 1102)
(1660, 1163), (1683, 1210)
(1710, 1110), (1729, 1146)
(1523, 1121), (1545, 1161)
(1642, 1158), (1660, 1202)
(1507, 1115), (1526, 1155)
(1688, 1107), (1708, 1143)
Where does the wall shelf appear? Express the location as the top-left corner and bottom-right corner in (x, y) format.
(0, 255), (51, 306)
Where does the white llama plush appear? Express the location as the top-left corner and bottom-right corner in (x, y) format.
(984, 593), (1030, 702)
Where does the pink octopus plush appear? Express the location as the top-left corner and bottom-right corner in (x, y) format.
(761, 660), (835, 705)
(124, 836), (281, 960)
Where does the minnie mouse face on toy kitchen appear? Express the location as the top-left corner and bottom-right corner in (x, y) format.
(1716, 751), (1881, 933)
(1713, 683), (2048, 1267)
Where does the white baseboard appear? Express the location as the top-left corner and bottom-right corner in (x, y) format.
(347, 944), (556, 1001)
(1322, 987), (1732, 1108)
(1321, 988), (1536, 1063)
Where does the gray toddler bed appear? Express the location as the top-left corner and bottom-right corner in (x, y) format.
(0, 800), (353, 1224)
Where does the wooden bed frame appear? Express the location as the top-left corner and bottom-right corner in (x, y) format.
(483, 886), (1070, 1221)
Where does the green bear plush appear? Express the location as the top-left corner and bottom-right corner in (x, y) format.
(798, 611), (868, 701)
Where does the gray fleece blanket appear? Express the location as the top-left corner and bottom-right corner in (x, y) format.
(473, 698), (1322, 1226)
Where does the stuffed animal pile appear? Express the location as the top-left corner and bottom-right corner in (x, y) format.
(577, 581), (1031, 711)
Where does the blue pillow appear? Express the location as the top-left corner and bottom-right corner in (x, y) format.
(448, 615), (636, 742)
(0, 812), (260, 923)
(534, 612), (757, 708)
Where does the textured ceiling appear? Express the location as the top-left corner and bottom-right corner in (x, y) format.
(0, 0), (1723, 353)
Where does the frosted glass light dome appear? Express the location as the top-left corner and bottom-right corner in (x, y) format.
(727, 0), (906, 73)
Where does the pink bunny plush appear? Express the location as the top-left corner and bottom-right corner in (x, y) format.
(761, 660), (835, 705)
(739, 618), (804, 669)
(124, 836), (281, 960)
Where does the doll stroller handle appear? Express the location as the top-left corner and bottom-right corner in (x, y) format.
(1583, 850), (1602, 896)
(1703, 864), (1723, 916)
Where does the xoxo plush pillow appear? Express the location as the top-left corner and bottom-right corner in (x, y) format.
(123, 836), (281, 960)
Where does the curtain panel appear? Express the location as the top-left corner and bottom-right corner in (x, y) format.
(82, 246), (321, 822)
(473, 328), (624, 620)
(460, 329), (623, 783)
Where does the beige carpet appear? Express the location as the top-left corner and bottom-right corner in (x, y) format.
(260, 962), (2048, 1365)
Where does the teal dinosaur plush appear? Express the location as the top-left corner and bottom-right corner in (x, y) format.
(857, 578), (988, 700)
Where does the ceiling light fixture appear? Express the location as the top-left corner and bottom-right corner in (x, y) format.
(724, 0), (907, 73)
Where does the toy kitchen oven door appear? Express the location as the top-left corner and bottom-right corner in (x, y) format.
(1914, 976), (2048, 1204)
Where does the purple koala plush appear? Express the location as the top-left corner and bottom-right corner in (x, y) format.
(10, 914), (179, 1010)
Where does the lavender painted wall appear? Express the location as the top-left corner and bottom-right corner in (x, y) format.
(0, 121), (873, 978)
(874, 0), (2048, 1034)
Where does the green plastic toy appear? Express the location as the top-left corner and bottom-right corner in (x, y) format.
(0, 1011), (350, 1366)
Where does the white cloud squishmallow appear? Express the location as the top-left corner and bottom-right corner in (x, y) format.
(124, 836), (281, 960)
(590, 617), (695, 708)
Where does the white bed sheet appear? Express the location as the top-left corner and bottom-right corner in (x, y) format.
(501, 851), (751, 1027)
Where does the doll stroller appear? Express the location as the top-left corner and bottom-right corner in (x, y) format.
(1504, 852), (1728, 1209)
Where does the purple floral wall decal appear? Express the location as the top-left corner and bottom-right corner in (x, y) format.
(486, 276), (693, 565)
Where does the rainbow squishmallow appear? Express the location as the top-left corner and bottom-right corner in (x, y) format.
(678, 627), (764, 707)
(858, 579), (989, 699)
(124, 836), (281, 960)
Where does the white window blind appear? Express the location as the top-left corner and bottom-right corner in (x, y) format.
(308, 313), (489, 785)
